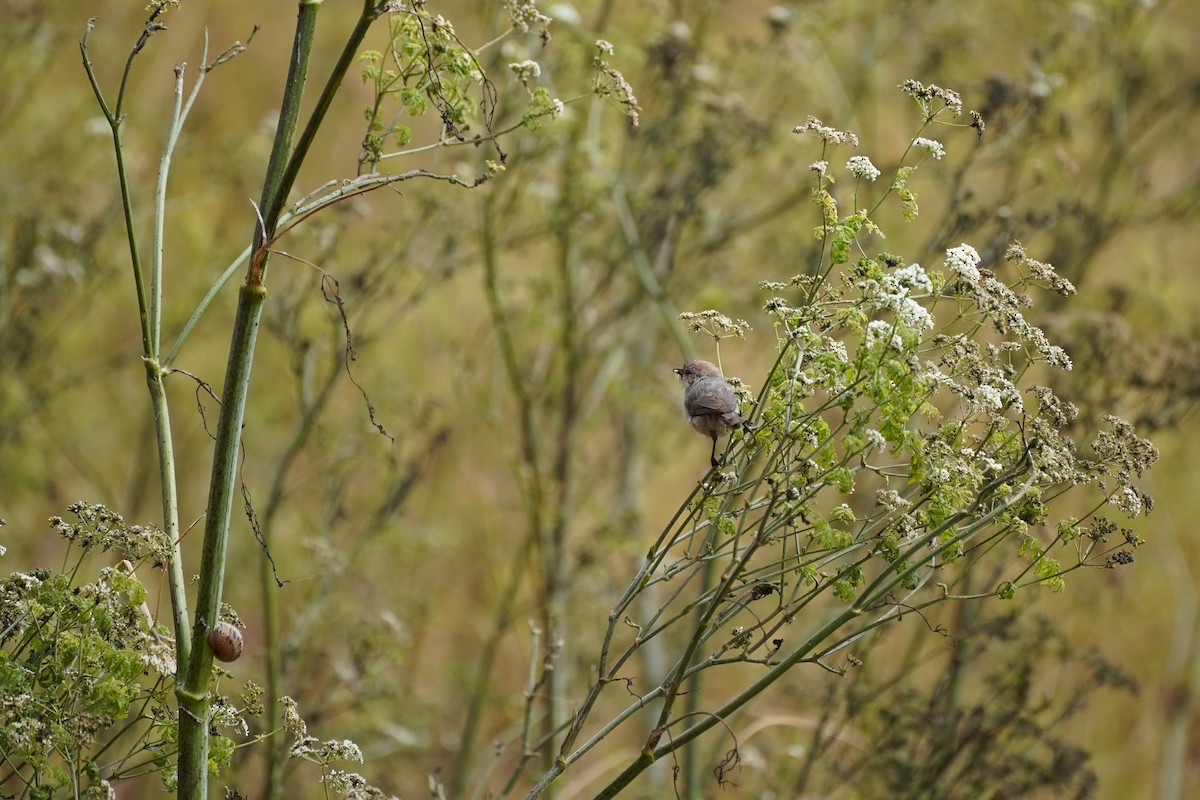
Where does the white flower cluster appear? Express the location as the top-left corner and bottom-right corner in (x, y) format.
(787, 331), (854, 398)
(508, 60), (541, 84)
(944, 243), (981, 284)
(822, 337), (849, 364)
(320, 739), (365, 763)
(963, 447), (1004, 474)
(865, 320), (903, 351)
(1110, 485), (1144, 518)
(972, 366), (1023, 415)
(897, 298), (933, 332)
(593, 40), (641, 126)
(505, 0), (552, 33)
(1006, 242), (1076, 296)
(846, 155), (881, 181)
(914, 137), (946, 159)
(679, 310), (752, 339)
(876, 488), (913, 512)
(899, 79), (964, 116)
(211, 702), (251, 737)
(892, 263), (933, 293)
(920, 344), (1025, 420)
(973, 273), (1073, 370)
(866, 261), (935, 336)
(793, 116), (860, 146)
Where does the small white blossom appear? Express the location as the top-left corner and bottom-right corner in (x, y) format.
(323, 739), (364, 763)
(869, 265), (935, 334)
(810, 160), (829, 177)
(873, 274), (909, 310)
(945, 243), (981, 284)
(865, 429), (886, 450)
(593, 44), (640, 126)
(897, 297), (934, 332)
(824, 338), (849, 363)
(13, 572), (43, 589)
(211, 704), (251, 737)
(323, 770), (367, 795)
(509, 60), (541, 83)
(876, 489), (913, 513)
(914, 137), (946, 159)
(899, 79), (963, 115)
(865, 320), (902, 351)
(894, 263), (932, 293)
(1045, 344), (1072, 370)
(846, 155), (881, 181)
(506, 0), (552, 32)
(678, 310), (751, 339)
(976, 384), (1004, 410)
(1110, 485), (1143, 518)
(793, 116), (859, 146)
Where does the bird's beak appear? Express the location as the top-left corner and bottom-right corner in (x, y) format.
(673, 368), (682, 376)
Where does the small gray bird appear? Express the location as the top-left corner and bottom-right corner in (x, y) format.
(674, 359), (749, 467)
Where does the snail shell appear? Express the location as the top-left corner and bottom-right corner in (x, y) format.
(208, 621), (244, 663)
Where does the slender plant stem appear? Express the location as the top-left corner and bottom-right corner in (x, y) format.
(80, 14), (193, 672)
(79, 19), (152, 360)
(145, 363), (190, 668)
(587, 466), (1038, 800)
(146, 30), (231, 678)
(151, 64), (185, 356)
(163, 245), (251, 369)
(152, 29), (218, 352)
(450, 528), (537, 798)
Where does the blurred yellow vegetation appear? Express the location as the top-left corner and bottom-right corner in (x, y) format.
(1, 0), (1198, 797)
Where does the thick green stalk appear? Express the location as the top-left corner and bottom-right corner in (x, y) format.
(175, 2), (324, 795)
(264, 1), (384, 237)
(251, 10), (322, 792)
(255, 1), (323, 255)
(174, 3), (388, 797)
(176, 282), (267, 799)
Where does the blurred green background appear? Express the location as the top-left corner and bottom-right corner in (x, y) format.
(2, 0), (1199, 797)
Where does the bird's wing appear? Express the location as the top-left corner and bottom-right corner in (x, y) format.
(688, 381), (739, 415)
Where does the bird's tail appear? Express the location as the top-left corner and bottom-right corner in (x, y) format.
(723, 411), (749, 430)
